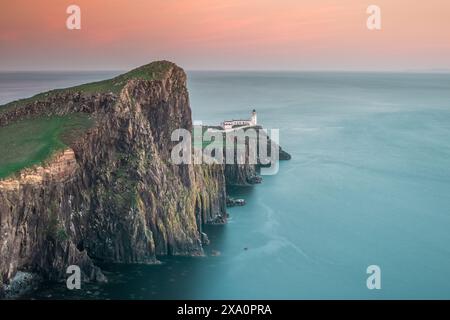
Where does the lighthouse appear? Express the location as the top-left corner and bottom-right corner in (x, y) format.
(251, 109), (257, 126)
(220, 109), (258, 130)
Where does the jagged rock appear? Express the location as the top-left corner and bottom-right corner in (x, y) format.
(200, 232), (210, 246)
(279, 148), (292, 160)
(226, 197), (246, 207)
(222, 127), (290, 186)
(248, 175), (263, 184)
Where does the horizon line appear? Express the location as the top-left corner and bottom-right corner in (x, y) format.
(1, 68), (450, 74)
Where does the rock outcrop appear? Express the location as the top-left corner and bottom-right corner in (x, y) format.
(220, 126), (291, 186)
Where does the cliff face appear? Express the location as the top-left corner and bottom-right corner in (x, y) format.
(0, 62), (227, 290)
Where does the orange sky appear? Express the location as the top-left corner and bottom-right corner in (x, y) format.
(1, 0), (449, 71)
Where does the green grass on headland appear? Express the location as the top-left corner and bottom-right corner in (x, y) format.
(67, 60), (174, 94)
(0, 61), (175, 179)
(0, 114), (93, 179)
(0, 61), (175, 114)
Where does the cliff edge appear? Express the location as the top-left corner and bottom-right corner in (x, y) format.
(0, 61), (290, 297)
(0, 61), (227, 295)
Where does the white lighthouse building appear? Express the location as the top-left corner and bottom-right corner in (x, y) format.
(221, 109), (258, 130)
(251, 109), (257, 126)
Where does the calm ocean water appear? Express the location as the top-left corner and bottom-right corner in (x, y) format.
(2, 71), (450, 299)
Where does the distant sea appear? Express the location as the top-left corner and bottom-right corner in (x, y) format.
(0, 71), (121, 105)
(2, 71), (450, 299)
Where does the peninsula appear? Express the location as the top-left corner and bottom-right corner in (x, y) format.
(0, 61), (290, 298)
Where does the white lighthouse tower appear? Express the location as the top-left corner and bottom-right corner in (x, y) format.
(251, 109), (257, 126)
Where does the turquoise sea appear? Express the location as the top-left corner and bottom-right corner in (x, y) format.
(2, 71), (450, 299)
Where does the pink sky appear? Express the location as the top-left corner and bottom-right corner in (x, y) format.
(1, 0), (449, 71)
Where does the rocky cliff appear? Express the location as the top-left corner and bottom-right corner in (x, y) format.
(0, 62), (229, 295)
(0, 61), (289, 297)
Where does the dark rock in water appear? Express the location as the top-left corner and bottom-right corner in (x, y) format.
(226, 197), (246, 207)
(279, 148), (292, 160)
(249, 175), (263, 184)
(201, 232), (210, 246)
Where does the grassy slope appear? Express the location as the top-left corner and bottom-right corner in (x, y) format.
(0, 61), (175, 179)
(0, 61), (175, 114)
(0, 114), (93, 179)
